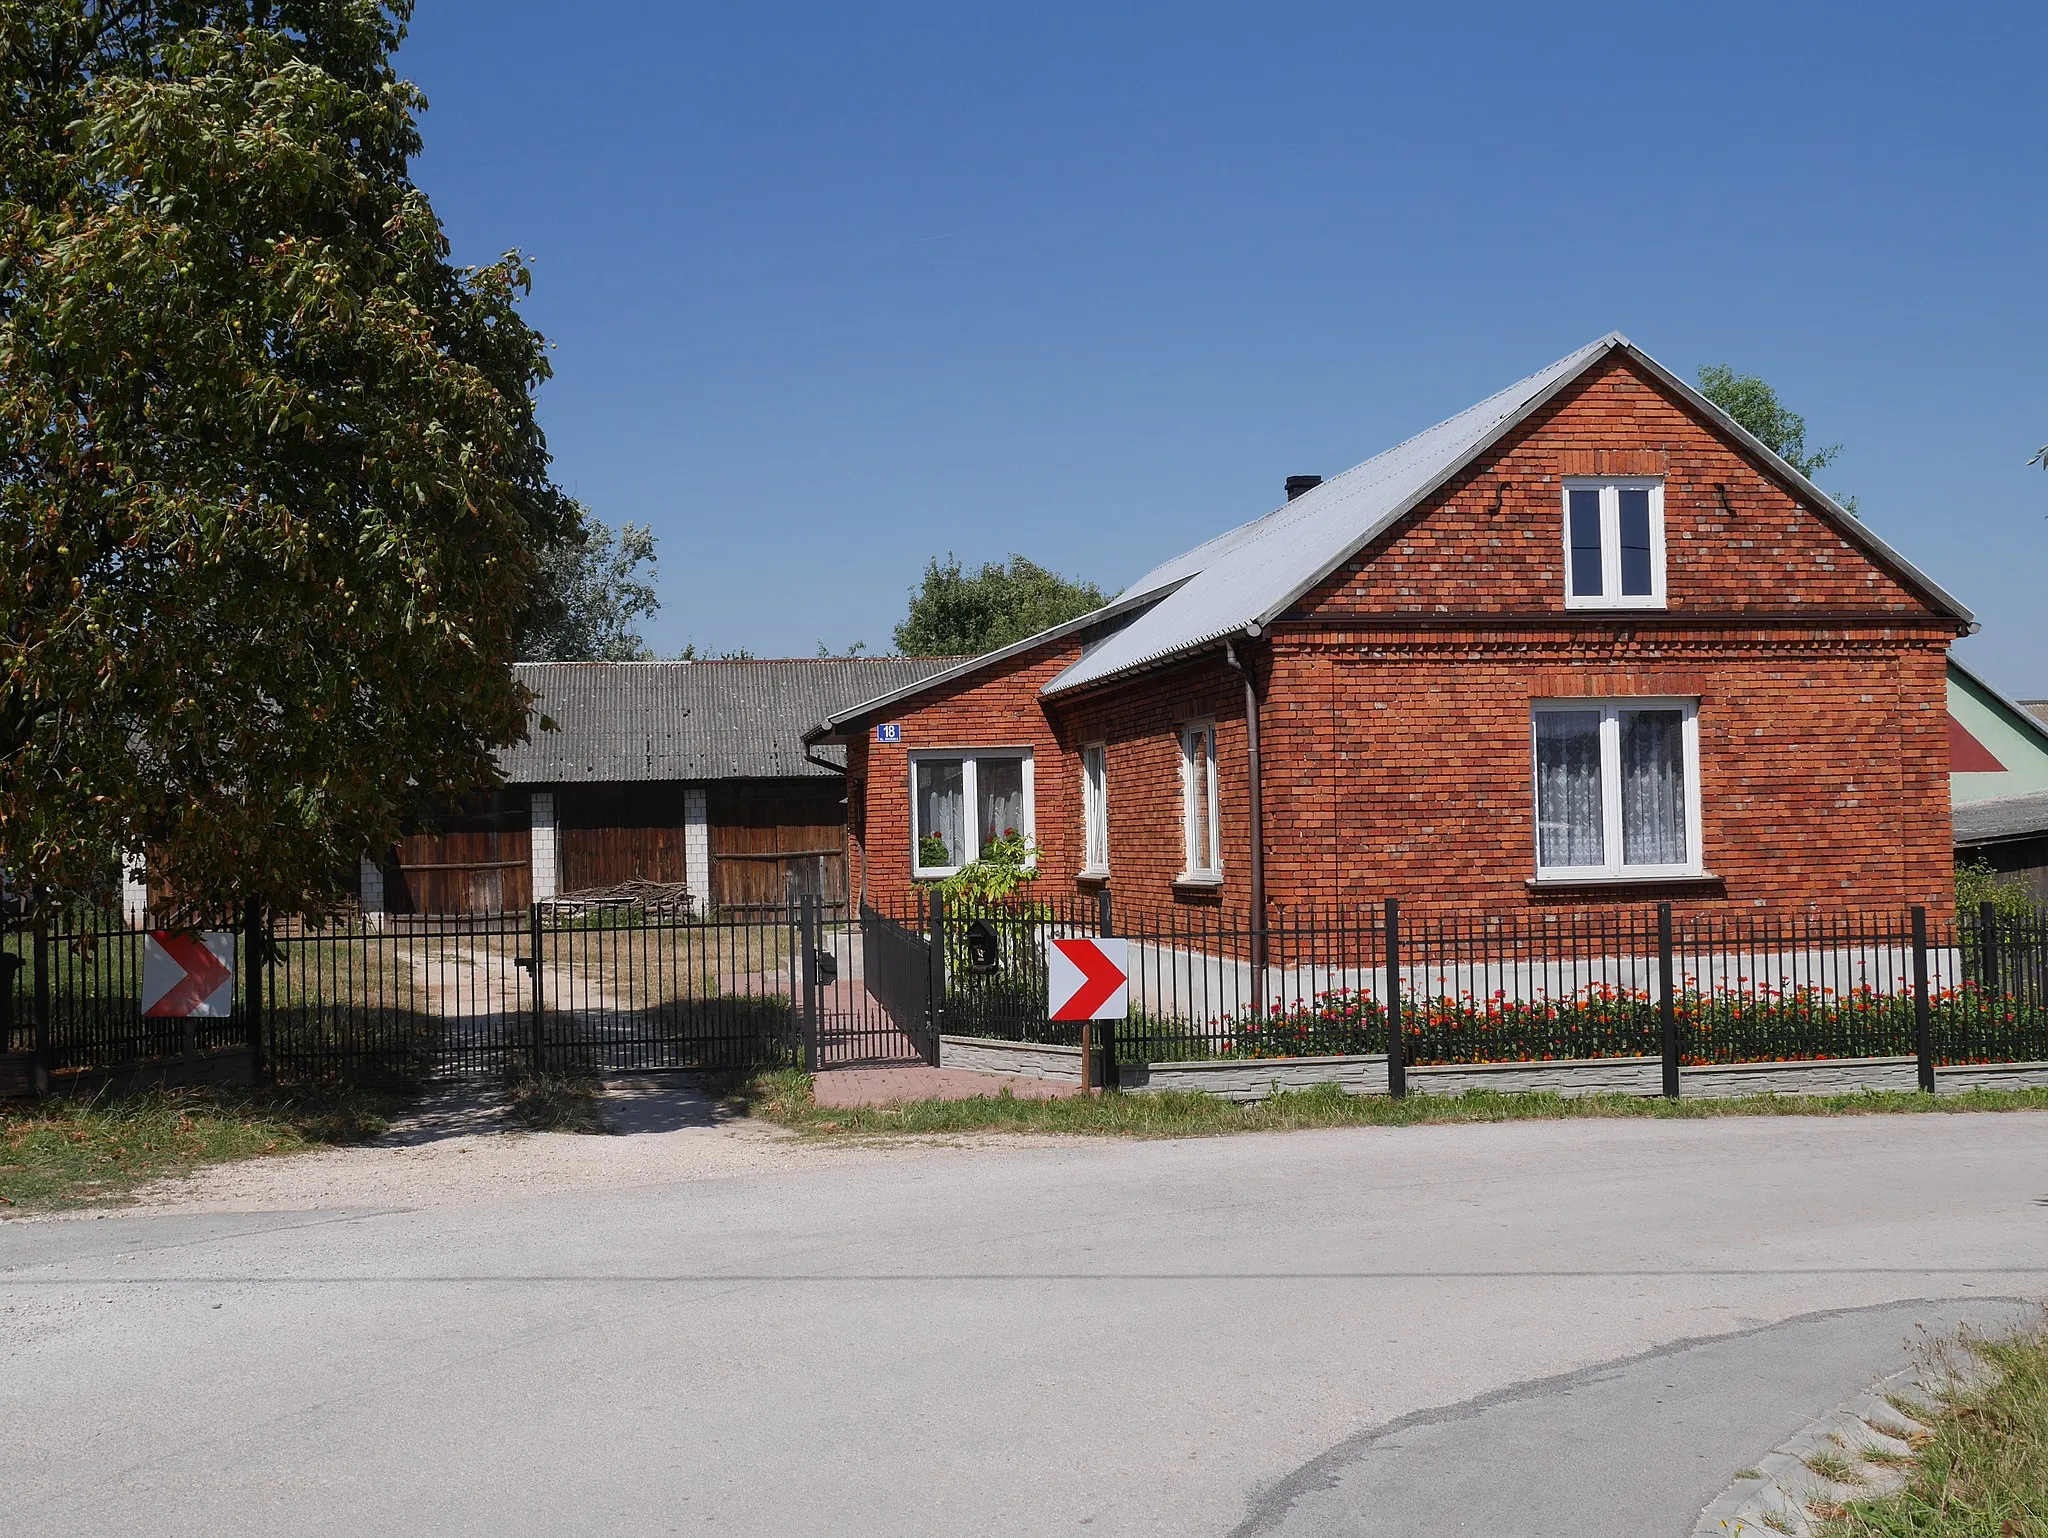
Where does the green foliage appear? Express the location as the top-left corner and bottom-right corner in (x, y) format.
(520, 517), (659, 661)
(1697, 364), (1842, 479)
(0, 2), (579, 915)
(893, 554), (1107, 657)
(1957, 859), (2040, 920)
(917, 833), (951, 869)
(933, 830), (1040, 904)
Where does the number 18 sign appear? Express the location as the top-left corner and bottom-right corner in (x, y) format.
(875, 723), (902, 743)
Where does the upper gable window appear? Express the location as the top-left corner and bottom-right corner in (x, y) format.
(1563, 479), (1665, 609)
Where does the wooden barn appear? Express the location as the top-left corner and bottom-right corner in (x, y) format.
(363, 658), (954, 915)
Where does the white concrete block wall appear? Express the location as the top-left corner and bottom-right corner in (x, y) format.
(357, 854), (386, 914)
(120, 854), (148, 928)
(683, 787), (710, 911)
(530, 789), (558, 901)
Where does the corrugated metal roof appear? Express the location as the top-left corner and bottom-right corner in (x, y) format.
(1955, 791), (2048, 847)
(1040, 332), (1972, 698)
(501, 658), (959, 783)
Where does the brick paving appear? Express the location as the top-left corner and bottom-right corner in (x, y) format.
(812, 1065), (1081, 1108)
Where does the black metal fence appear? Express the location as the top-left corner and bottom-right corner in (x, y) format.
(9, 895), (2048, 1094)
(4, 899), (931, 1090)
(930, 897), (2048, 1085)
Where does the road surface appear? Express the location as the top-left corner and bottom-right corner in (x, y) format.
(4, 1110), (2044, 1536)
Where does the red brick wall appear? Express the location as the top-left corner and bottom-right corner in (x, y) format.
(1259, 627), (1954, 913)
(842, 352), (1960, 918)
(1298, 355), (1945, 618)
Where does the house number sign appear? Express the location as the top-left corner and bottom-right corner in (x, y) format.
(875, 723), (902, 742)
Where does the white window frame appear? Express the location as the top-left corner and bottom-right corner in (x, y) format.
(909, 748), (1035, 878)
(1080, 743), (1109, 878)
(1179, 721), (1222, 882)
(1530, 698), (1703, 882)
(1561, 478), (1666, 610)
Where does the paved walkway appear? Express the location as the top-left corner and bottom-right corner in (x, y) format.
(813, 1064), (1080, 1107)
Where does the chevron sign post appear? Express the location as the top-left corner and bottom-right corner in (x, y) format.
(1047, 937), (1128, 1021)
(140, 930), (236, 1018)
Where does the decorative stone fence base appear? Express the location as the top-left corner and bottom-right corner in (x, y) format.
(939, 1035), (1085, 1084)
(937, 1035), (2048, 1103)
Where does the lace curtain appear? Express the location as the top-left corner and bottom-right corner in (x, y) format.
(1619, 709), (1686, 865)
(915, 759), (964, 865)
(1535, 711), (1604, 868)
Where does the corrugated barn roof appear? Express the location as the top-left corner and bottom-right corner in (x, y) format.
(500, 658), (959, 783)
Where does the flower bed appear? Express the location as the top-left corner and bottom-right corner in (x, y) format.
(1204, 980), (2048, 1067)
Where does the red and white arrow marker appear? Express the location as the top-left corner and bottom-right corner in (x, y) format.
(141, 930), (236, 1018)
(1048, 937), (1129, 1022)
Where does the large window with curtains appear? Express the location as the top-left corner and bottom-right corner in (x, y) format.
(910, 750), (1034, 877)
(1531, 700), (1701, 880)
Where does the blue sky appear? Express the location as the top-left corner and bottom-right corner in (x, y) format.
(397, 1), (2047, 692)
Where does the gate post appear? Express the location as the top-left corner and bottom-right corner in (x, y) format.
(1383, 898), (1406, 1100)
(1657, 902), (1678, 1099)
(528, 902), (546, 1077)
(800, 894), (821, 1075)
(925, 889), (946, 1061)
(243, 897), (266, 1083)
(33, 913), (50, 1096)
(1911, 904), (1935, 1094)
(1096, 887), (1117, 1093)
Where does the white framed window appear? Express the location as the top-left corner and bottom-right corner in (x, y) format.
(1531, 699), (1702, 881)
(911, 750), (1034, 876)
(1179, 721), (1221, 881)
(1080, 743), (1109, 876)
(1562, 479), (1665, 609)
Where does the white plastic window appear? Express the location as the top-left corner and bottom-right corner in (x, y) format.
(1081, 744), (1109, 876)
(1563, 479), (1666, 609)
(1532, 700), (1701, 880)
(911, 750), (1034, 876)
(1180, 722), (1221, 879)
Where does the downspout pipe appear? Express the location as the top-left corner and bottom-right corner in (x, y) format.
(1224, 638), (1266, 981)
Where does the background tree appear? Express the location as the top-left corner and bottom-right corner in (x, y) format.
(892, 554), (1107, 657)
(519, 515), (659, 661)
(0, 1), (580, 915)
(1695, 363), (1860, 514)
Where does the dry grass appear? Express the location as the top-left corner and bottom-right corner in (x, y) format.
(727, 1073), (2048, 1139)
(1817, 1316), (2048, 1536)
(0, 1085), (404, 1210)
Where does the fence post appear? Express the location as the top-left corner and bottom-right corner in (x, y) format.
(1977, 900), (1999, 1000)
(243, 897), (266, 1083)
(1383, 898), (1406, 1100)
(1657, 902), (1678, 1099)
(528, 901), (546, 1076)
(800, 893), (821, 1075)
(33, 914), (50, 1096)
(926, 889), (946, 1057)
(1096, 887), (1117, 1093)
(1911, 904), (1934, 1094)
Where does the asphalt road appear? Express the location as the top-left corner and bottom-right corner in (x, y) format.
(4, 1112), (2046, 1537)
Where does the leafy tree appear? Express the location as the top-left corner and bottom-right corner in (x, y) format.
(1697, 363), (1841, 479)
(892, 554), (1107, 657)
(676, 641), (755, 661)
(1696, 364), (1857, 513)
(0, 2), (579, 915)
(519, 516), (658, 661)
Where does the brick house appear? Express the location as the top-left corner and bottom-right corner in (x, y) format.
(806, 334), (1973, 917)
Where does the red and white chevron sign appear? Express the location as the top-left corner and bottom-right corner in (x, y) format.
(141, 930), (236, 1018)
(1047, 937), (1128, 1022)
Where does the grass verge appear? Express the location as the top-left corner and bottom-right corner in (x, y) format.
(0, 1084), (407, 1211)
(1818, 1317), (2048, 1536)
(725, 1073), (2048, 1139)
